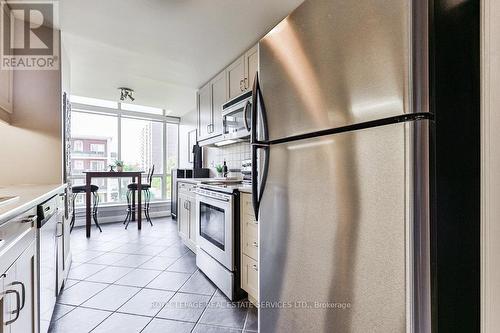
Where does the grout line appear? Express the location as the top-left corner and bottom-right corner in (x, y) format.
(56, 219), (248, 332)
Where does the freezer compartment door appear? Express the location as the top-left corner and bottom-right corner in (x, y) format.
(258, 0), (428, 142)
(259, 121), (417, 332)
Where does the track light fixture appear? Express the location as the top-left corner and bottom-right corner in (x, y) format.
(119, 87), (135, 102)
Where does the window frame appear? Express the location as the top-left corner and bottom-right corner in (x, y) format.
(70, 98), (180, 206)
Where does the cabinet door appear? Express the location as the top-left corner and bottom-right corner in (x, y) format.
(198, 82), (212, 141)
(0, 4), (13, 116)
(241, 254), (258, 302)
(211, 70), (227, 136)
(178, 194), (189, 240)
(1, 266), (12, 333)
(11, 242), (36, 333)
(188, 197), (197, 246)
(227, 56), (245, 100)
(244, 45), (258, 92)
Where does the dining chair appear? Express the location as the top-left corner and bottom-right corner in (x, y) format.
(70, 185), (102, 232)
(123, 165), (154, 229)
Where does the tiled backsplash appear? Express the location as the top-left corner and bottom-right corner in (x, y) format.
(203, 142), (251, 177)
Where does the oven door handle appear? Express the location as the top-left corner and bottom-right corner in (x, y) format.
(196, 192), (230, 202)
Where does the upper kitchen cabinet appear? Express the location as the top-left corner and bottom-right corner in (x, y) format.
(0, 4), (14, 123)
(245, 45), (258, 91)
(198, 69), (227, 142)
(227, 45), (258, 99)
(197, 44), (258, 144)
(198, 81), (212, 141)
(227, 55), (246, 100)
(211, 70), (228, 136)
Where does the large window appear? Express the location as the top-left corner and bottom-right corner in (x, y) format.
(70, 96), (179, 206)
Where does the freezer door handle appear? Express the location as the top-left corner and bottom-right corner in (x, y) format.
(250, 72), (269, 145)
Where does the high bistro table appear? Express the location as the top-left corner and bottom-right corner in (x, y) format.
(83, 171), (144, 238)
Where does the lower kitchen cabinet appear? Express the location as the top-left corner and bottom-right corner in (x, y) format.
(1, 240), (36, 333)
(177, 182), (197, 252)
(240, 192), (259, 304)
(241, 254), (258, 303)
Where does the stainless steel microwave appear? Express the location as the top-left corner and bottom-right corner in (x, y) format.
(222, 91), (252, 140)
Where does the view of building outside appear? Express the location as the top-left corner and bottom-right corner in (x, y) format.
(69, 99), (178, 207)
(121, 118), (164, 201)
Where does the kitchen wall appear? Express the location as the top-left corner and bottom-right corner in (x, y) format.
(203, 142), (251, 177)
(178, 108), (197, 169)
(0, 31), (64, 186)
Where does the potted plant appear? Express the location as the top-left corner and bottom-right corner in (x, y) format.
(215, 164), (223, 178)
(115, 160), (124, 172)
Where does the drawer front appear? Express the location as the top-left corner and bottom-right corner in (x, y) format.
(241, 254), (258, 301)
(242, 222), (258, 260)
(178, 182), (196, 196)
(241, 193), (256, 220)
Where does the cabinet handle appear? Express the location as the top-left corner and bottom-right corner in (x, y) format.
(240, 79), (244, 91)
(244, 78), (249, 89)
(56, 221), (64, 237)
(252, 264), (258, 271)
(11, 282), (25, 310)
(5, 289), (20, 325)
(252, 241), (258, 248)
(21, 215), (37, 224)
(243, 100), (251, 132)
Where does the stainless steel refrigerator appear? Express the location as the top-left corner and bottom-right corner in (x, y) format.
(250, 0), (433, 331)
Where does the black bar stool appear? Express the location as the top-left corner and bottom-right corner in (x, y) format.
(124, 166), (154, 229)
(71, 185), (102, 232)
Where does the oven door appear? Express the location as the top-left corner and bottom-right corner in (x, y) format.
(196, 193), (234, 270)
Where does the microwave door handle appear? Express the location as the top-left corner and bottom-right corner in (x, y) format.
(243, 100), (251, 132)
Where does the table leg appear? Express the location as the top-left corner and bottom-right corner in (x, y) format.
(131, 176), (136, 221)
(86, 174), (91, 238)
(138, 176), (142, 230)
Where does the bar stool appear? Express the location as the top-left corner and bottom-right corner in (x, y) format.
(71, 185), (102, 232)
(124, 166), (154, 229)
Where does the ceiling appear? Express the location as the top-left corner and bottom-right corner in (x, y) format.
(60, 0), (304, 116)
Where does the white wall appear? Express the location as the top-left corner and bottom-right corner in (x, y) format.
(178, 108), (197, 169)
(0, 29), (63, 186)
(481, 0), (500, 331)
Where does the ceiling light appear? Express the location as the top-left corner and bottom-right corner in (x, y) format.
(119, 87), (135, 102)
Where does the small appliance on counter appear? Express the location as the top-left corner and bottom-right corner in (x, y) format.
(171, 168), (209, 219)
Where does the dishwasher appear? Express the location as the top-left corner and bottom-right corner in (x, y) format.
(37, 195), (63, 333)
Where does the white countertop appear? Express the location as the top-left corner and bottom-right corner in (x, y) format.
(176, 178), (212, 184)
(0, 184), (67, 224)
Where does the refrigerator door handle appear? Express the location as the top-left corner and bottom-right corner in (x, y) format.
(251, 71), (270, 218)
(251, 144), (270, 218)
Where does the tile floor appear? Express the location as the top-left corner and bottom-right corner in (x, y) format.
(49, 217), (258, 333)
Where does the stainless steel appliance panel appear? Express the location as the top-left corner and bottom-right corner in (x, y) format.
(259, 121), (412, 332)
(258, 0), (417, 142)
